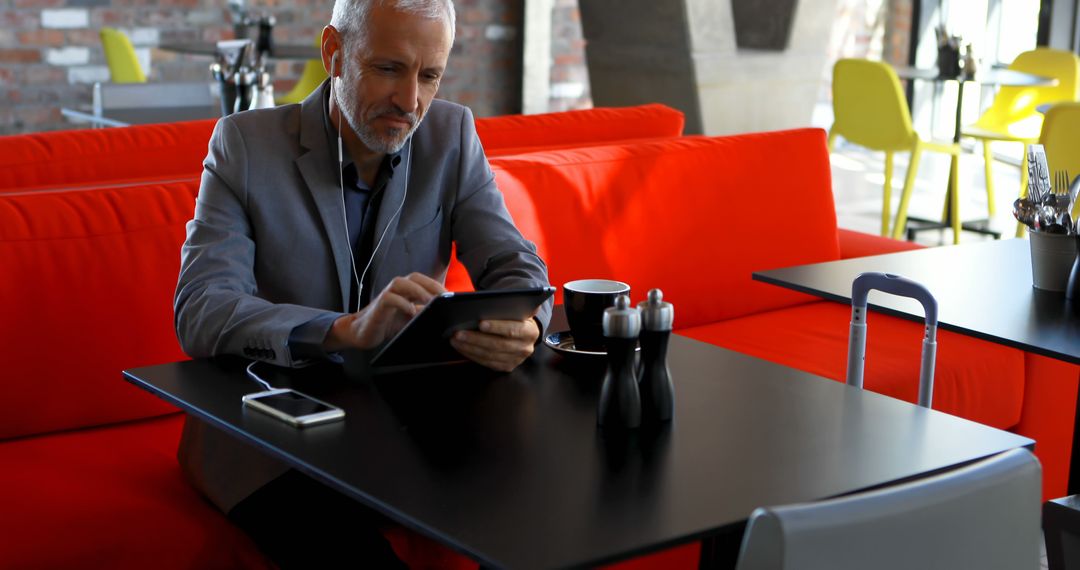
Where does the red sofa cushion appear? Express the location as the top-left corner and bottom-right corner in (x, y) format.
(475, 104), (684, 155)
(473, 130), (838, 326)
(0, 120), (216, 191)
(681, 301), (1025, 429)
(0, 414), (272, 569)
(0, 180), (197, 439)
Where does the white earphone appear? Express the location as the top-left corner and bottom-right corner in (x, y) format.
(330, 49), (412, 314)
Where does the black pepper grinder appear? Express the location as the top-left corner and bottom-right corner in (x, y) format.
(597, 294), (641, 430)
(638, 289), (674, 423)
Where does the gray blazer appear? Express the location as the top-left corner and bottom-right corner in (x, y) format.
(174, 81), (551, 512)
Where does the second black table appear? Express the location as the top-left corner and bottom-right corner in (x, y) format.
(755, 238), (1079, 492)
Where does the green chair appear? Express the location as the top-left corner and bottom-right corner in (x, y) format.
(276, 35), (327, 104)
(100, 27), (146, 84)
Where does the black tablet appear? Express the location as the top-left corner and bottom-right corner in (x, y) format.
(370, 286), (556, 368)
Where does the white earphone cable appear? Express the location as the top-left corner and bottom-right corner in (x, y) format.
(356, 142), (410, 303)
(331, 57), (363, 314)
(331, 50), (412, 313)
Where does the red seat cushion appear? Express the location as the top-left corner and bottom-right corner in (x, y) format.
(0, 120), (215, 191)
(0, 414), (272, 569)
(681, 301), (1025, 429)
(475, 104), (685, 155)
(0, 181), (197, 439)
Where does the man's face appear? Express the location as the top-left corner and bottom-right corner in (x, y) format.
(335, 5), (452, 155)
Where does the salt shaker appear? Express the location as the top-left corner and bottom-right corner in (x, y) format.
(248, 71), (276, 110)
(637, 289), (674, 423)
(597, 294), (641, 430)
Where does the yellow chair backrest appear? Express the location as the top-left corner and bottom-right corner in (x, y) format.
(831, 58), (917, 151)
(276, 34), (328, 105)
(973, 48), (1080, 131)
(100, 27), (146, 83)
(1039, 102), (1080, 217)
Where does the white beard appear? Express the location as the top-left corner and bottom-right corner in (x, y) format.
(334, 77), (422, 155)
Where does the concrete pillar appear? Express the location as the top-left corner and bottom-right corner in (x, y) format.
(580, 0), (837, 136)
(523, 0), (555, 114)
(579, 1), (703, 133)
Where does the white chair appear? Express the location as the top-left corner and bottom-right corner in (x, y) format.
(734, 448), (1042, 570)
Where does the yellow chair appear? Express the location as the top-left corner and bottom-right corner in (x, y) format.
(1039, 102), (1080, 223)
(961, 48), (1080, 235)
(99, 27), (146, 84)
(276, 35), (328, 104)
(828, 58), (960, 239)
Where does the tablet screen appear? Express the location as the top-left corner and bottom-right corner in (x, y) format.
(371, 286), (555, 368)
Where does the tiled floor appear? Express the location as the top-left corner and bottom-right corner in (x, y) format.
(829, 138), (1028, 244)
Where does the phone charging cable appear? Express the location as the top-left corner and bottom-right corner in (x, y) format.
(245, 361), (274, 390)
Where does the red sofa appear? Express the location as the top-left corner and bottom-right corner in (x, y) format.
(0, 105), (683, 569)
(2, 105), (1075, 568)
(480, 131), (1078, 503)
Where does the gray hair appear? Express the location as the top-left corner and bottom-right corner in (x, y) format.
(331, 0), (456, 52)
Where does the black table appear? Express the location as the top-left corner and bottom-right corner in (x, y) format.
(61, 106), (220, 128)
(125, 322), (1033, 568)
(160, 41), (319, 61)
(754, 238), (1080, 487)
(755, 239), (1078, 363)
(891, 66), (1056, 243)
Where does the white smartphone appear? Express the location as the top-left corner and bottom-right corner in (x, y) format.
(242, 388), (345, 427)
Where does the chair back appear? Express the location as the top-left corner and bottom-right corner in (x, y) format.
(276, 34), (328, 104)
(973, 48), (1080, 133)
(100, 27), (146, 83)
(1040, 102), (1080, 219)
(734, 448), (1041, 570)
(1040, 102), (1080, 170)
(830, 58), (917, 151)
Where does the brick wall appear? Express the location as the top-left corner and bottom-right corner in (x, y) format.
(444, 0), (523, 114)
(0, 0), (525, 135)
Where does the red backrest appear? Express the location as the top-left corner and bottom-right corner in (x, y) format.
(0, 119), (216, 192)
(0, 181), (197, 439)
(0, 105), (683, 192)
(451, 130), (839, 327)
(475, 104), (685, 156)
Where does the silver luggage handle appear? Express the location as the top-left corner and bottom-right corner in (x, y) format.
(846, 272), (938, 409)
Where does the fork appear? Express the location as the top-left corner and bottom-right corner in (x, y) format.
(1056, 170), (1070, 198)
(1047, 170), (1074, 230)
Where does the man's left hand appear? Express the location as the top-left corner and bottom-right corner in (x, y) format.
(450, 317), (540, 372)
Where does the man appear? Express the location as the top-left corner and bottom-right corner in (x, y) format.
(173, 0), (551, 565)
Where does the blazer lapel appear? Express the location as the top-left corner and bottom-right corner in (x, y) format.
(295, 81), (353, 313)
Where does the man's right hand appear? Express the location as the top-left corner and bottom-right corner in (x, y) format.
(323, 273), (446, 351)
